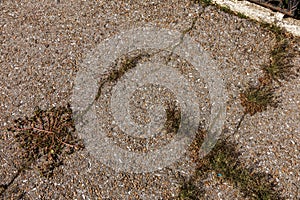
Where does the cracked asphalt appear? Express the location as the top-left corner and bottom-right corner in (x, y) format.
(1, 0), (300, 199)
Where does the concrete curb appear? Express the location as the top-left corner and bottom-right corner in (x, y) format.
(212, 0), (300, 37)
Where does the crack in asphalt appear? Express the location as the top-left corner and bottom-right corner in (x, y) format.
(73, 19), (200, 124)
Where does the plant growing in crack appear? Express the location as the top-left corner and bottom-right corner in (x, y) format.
(94, 51), (151, 102)
(178, 179), (204, 200)
(235, 23), (297, 132)
(262, 38), (297, 84)
(0, 104), (84, 196)
(240, 85), (277, 116)
(177, 20), (292, 200)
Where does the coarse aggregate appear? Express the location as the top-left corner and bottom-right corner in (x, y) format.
(1, 0), (299, 199)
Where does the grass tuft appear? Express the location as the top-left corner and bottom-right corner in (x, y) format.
(240, 85), (277, 116)
(260, 23), (285, 40)
(262, 39), (296, 83)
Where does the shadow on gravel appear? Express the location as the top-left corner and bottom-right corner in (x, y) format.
(178, 19), (298, 200)
(179, 130), (282, 200)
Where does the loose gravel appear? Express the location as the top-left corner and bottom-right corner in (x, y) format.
(1, 0), (299, 199)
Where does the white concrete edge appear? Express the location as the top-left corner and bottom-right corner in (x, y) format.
(212, 0), (300, 37)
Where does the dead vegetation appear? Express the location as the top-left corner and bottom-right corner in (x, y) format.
(0, 105), (84, 197)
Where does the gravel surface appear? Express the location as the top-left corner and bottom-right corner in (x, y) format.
(1, 0), (299, 199)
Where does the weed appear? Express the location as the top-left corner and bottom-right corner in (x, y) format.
(193, 0), (212, 7)
(188, 128), (206, 163)
(218, 5), (249, 19)
(236, 12), (248, 19)
(260, 23), (286, 41)
(0, 105), (84, 196)
(178, 180), (204, 200)
(193, 0), (248, 19)
(95, 52), (151, 102)
(10, 104), (84, 176)
(219, 5), (231, 13)
(108, 53), (150, 82)
(165, 101), (181, 134)
(262, 39), (296, 83)
(240, 85), (277, 116)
